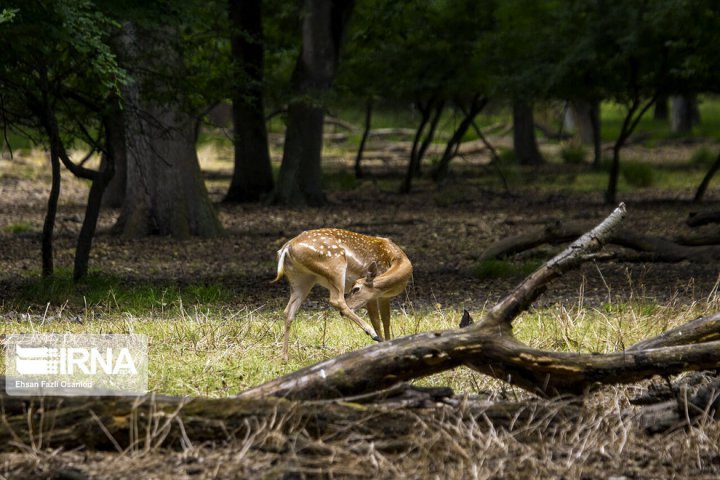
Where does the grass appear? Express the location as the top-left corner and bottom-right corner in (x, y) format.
(1, 279), (713, 397)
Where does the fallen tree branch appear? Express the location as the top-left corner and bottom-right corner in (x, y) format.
(0, 377), (580, 452)
(479, 220), (720, 263)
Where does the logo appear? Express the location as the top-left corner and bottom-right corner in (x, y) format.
(5, 334), (148, 396)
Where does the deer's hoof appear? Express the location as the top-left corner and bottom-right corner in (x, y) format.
(371, 335), (382, 342)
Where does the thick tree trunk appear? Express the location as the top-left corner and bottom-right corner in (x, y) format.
(273, 102), (326, 205)
(671, 95), (697, 134)
(271, 0), (354, 206)
(100, 111), (127, 208)
(113, 24), (222, 238)
(564, 100), (595, 145)
(116, 105), (223, 238)
(512, 100), (543, 165)
(224, 0), (274, 203)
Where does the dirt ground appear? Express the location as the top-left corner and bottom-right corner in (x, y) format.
(2, 141), (720, 479)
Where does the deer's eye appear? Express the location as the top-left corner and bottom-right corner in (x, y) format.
(350, 286), (361, 295)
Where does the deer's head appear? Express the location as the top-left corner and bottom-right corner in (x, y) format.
(346, 261), (379, 310)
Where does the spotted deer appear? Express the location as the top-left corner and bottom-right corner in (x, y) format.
(273, 228), (413, 361)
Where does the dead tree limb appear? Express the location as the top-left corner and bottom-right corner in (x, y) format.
(479, 220), (720, 263)
(0, 378), (580, 452)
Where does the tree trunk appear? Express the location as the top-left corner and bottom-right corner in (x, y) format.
(224, 0), (274, 203)
(512, 100), (543, 165)
(606, 144), (621, 204)
(671, 95), (695, 134)
(653, 95), (668, 120)
(693, 150), (720, 203)
(271, 0), (355, 206)
(589, 101), (602, 166)
(113, 24), (222, 238)
(564, 100), (595, 145)
(401, 99), (443, 193)
(73, 114), (119, 280)
(432, 96), (486, 183)
(100, 110), (127, 208)
(116, 104), (223, 238)
(605, 96), (656, 204)
(42, 142), (61, 277)
(354, 98), (372, 178)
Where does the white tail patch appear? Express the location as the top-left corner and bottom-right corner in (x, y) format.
(273, 243), (290, 283)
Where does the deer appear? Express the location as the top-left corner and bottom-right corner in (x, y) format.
(273, 228), (413, 361)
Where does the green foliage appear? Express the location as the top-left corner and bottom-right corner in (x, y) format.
(560, 144), (587, 165)
(0, 8), (18, 24)
(621, 162), (655, 188)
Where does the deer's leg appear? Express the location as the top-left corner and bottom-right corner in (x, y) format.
(320, 271), (380, 341)
(379, 298), (392, 340)
(304, 260), (380, 342)
(283, 273), (315, 361)
(366, 299), (383, 341)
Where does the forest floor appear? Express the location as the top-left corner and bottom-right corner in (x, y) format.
(2, 136), (720, 478)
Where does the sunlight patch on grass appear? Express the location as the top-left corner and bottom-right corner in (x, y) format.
(2, 290), (715, 398)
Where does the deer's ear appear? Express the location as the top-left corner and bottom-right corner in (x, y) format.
(365, 261), (378, 284)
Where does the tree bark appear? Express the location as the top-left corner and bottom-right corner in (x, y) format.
(0, 379), (580, 452)
(42, 139), (61, 278)
(113, 24), (223, 238)
(693, 150), (720, 203)
(564, 100), (596, 146)
(671, 95), (696, 134)
(401, 98), (443, 193)
(100, 111), (126, 208)
(271, 0), (355, 206)
(432, 96), (487, 183)
(224, 0), (274, 203)
(512, 100), (543, 165)
(72, 114), (118, 280)
(605, 96), (656, 204)
(354, 98), (372, 178)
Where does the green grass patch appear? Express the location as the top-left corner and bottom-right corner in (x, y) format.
(323, 170), (360, 191)
(621, 161), (655, 188)
(560, 144), (587, 165)
(10, 270), (235, 314)
(473, 259), (540, 280)
(3, 222), (33, 234)
(690, 146), (717, 168)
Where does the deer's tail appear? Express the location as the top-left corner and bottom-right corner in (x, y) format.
(272, 243), (289, 283)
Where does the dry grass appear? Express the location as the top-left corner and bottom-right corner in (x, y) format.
(2, 388), (720, 479)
